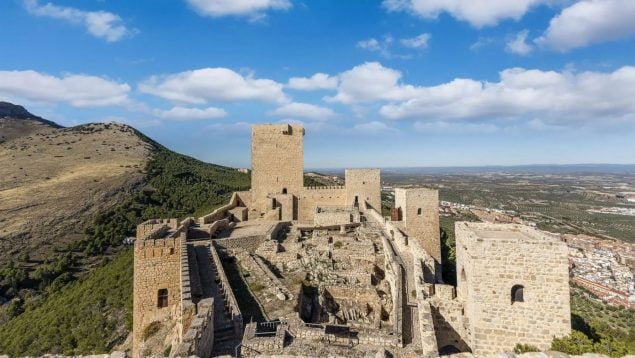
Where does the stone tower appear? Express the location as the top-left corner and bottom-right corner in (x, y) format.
(394, 188), (441, 266)
(345, 169), (381, 211)
(455, 222), (571, 354)
(251, 124), (304, 214)
(133, 226), (183, 358)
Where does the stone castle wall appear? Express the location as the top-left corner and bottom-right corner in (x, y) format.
(296, 188), (347, 223)
(455, 222), (571, 354)
(394, 188), (441, 266)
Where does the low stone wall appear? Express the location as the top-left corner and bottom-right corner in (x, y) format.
(139, 225), (170, 241)
(241, 322), (287, 356)
(445, 352), (623, 358)
(252, 254), (294, 300)
(209, 242), (243, 334)
(428, 295), (470, 354)
(209, 218), (232, 238)
(214, 221), (288, 253)
(293, 323), (325, 340)
(214, 235), (268, 252)
(198, 192), (242, 225)
(179, 239), (196, 339)
(169, 219), (194, 239)
(29, 352), (126, 358)
(172, 298), (214, 358)
(314, 206), (356, 226)
(378, 235), (403, 346)
(291, 322), (401, 348)
(354, 327), (402, 347)
(418, 301), (441, 358)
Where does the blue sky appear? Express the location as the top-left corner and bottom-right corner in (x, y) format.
(1, 0), (635, 168)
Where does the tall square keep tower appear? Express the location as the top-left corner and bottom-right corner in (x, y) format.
(251, 124), (304, 212)
(394, 188), (441, 265)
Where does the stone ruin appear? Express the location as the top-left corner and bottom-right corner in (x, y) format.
(132, 124), (572, 357)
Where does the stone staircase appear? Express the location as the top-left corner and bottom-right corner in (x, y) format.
(192, 243), (243, 357)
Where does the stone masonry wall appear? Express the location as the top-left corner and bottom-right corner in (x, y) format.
(394, 188), (441, 266)
(198, 191), (241, 225)
(296, 188), (347, 223)
(314, 207), (355, 227)
(251, 124), (304, 214)
(345, 169), (381, 211)
(172, 298), (214, 358)
(455, 222), (571, 355)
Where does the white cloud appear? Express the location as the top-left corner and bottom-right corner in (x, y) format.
(204, 121), (251, 133)
(270, 102), (335, 121)
(413, 121), (498, 133)
(536, 0), (635, 51)
(351, 121), (398, 135)
(139, 67), (288, 104)
(378, 66), (635, 124)
(400, 33), (431, 49)
(357, 38), (382, 52)
(185, 0), (291, 19)
(24, 0), (134, 42)
(383, 0), (551, 27)
(356, 35), (417, 59)
(156, 106), (227, 120)
(357, 34), (431, 58)
(287, 73), (338, 90)
(0, 70), (130, 107)
(506, 30), (533, 55)
(326, 62), (421, 104)
(470, 36), (495, 51)
(357, 37), (396, 58)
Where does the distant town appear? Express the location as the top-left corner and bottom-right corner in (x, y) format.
(438, 199), (635, 309)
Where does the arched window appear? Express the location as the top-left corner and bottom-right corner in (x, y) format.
(417, 208), (422, 215)
(511, 285), (524, 304)
(282, 188), (287, 194)
(158, 289), (169, 308)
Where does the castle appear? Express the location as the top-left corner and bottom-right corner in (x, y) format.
(133, 124), (571, 357)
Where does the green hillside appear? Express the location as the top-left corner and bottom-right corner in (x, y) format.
(0, 249), (133, 356)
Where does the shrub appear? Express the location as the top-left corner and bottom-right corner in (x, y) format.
(142, 321), (162, 341)
(0, 249), (133, 356)
(513, 343), (539, 353)
(551, 330), (630, 357)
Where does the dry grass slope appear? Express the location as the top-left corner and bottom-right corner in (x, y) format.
(0, 121), (152, 265)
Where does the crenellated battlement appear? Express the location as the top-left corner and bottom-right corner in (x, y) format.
(136, 218), (178, 239)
